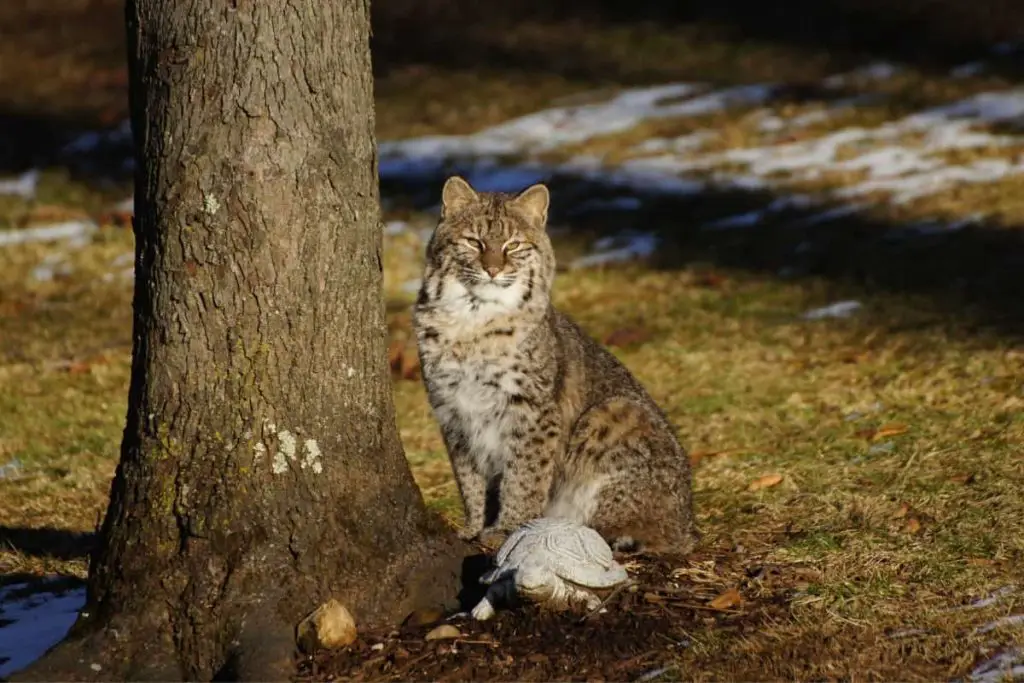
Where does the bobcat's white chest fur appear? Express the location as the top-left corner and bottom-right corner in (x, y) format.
(431, 353), (520, 479)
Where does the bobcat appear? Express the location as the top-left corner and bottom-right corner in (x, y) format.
(412, 176), (697, 554)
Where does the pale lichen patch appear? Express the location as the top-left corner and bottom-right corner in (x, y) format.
(272, 451), (289, 475)
(203, 193), (221, 215)
(302, 438), (323, 474)
(278, 429), (297, 461)
(258, 422), (320, 475)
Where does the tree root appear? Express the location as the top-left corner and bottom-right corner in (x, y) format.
(7, 617), (182, 682)
(8, 520), (478, 681)
(229, 615), (297, 682)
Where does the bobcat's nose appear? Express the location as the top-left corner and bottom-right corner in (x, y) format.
(485, 264), (503, 278)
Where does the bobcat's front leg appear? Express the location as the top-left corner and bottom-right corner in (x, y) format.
(481, 418), (560, 545)
(450, 452), (488, 541)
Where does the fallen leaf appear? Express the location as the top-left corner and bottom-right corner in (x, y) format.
(424, 624), (461, 641)
(643, 592), (664, 604)
(96, 210), (133, 229)
(694, 272), (727, 288)
(400, 346), (421, 381)
(603, 327), (652, 348)
(873, 423), (908, 440)
(893, 502), (912, 519)
(905, 517), (922, 534)
(22, 205), (89, 225)
(66, 361), (93, 375)
(689, 450), (721, 467)
(967, 558), (997, 567)
(387, 339), (404, 373)
(708, 588), (742, 610)
(747, 473), (783, 492)
(950, 473), (976, 485)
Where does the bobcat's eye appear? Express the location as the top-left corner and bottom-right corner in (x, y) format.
(504, 240), (522, 252)
(463, 238), (484, 251)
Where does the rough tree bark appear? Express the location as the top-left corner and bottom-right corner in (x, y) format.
(13, 1), (468, 680)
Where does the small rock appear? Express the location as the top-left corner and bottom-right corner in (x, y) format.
(424, 624), (461, 641)
(296, 599), (357, 653)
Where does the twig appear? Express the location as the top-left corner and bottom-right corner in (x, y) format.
(635, 665), (675, 682)
(577, 579), (636, 623)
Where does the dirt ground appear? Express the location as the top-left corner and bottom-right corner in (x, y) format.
(297, 544), (994, 682)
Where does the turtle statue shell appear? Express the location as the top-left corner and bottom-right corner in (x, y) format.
(471, 518), (630, 620)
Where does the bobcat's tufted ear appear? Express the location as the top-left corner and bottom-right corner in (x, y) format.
(441, 176), (478, 217)
(510, 183), (550, 226)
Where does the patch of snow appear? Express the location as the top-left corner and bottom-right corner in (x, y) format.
(793, 203), (867, 226)
(464, 163), (550, 193)
(31, 252), (73, 282)
(944, 585), (1017, 612)
(992, 42), (1021, 56)
(110, 252), (135, 268)
(101, 266), (135, 282)
(385, 220), (409, 236)
(376, 70), (1024, 226)
(965, 648), (1024, 683)
(951, 61), (987, 79)
(565, 196), (643, 215)
(974, 614), (1024, 635)
(632, 131), (715, 154)
(0, 458), (24, 480)
(0, 170), (40, 199)
(0, 582), (86, 677)
(401, 279), (421, 293)
(570, 233), (658, 269)
(62, 119), (131, 155)
(702, 209), (765, 230)
(839, 157), (1024, 204)
(380, 83), (774, 173)
(823, 61), (902, 88)
(0, 221), (97, 248)
(802, 300), (862, 320)
(701, 196), (814, 233)
(887, 215), (981, 240)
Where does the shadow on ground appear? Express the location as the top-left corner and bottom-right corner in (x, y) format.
(385, 170), (1024, 341)
(0, 527), (96, 562)
(3, 1), (1024, 337)
(372, 0), (1024, 84)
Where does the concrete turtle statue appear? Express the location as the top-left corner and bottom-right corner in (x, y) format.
(470, 517), (630, 621)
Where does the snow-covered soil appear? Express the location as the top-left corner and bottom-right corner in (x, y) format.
(378, 58), (1024, 237)
(0, 581), (86, 677)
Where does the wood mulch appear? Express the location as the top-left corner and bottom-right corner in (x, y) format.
(297, 548), (794, 682)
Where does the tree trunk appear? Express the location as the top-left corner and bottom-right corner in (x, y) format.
(12, 1), (468, 680)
